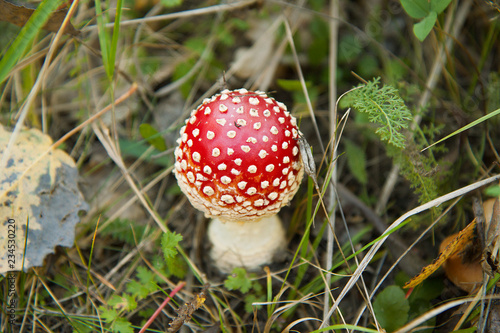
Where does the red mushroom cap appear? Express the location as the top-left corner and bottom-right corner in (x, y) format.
(174, 89), (304, 222)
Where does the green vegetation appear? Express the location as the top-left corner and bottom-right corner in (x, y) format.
(1, 0), (499, 332)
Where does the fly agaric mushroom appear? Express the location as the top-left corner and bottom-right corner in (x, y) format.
(173, 88), (304, 272)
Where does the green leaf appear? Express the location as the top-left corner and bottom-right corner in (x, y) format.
(0, 0), (63, 85)
(485, 185), (500, 197)
(430, 0), (454, 13)
(161, 0), (183, 7)
(224, 267), (253, 293)
(277, 79), (312, 91)
(343, 78), (412, 148)
(344, 139), (368, 185)
(413, 11), (437, 42)
(108, 294), (137, 312)
(139, 123), (167, 152)
(400, 0), (431, 19)
(373, 285), (410, 332)
(126, 279), (151, 299)
(111, 318), (134, 333)
(161, 231), (183, 259)
(164, 254), (187, 279)
(99, 306), (119, 322)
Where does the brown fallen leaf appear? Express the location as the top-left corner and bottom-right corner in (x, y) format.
(404, 219), (477, 289)
(0, 0), (80, 36)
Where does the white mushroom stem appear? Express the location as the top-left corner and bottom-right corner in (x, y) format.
(207, 215), (286, 273)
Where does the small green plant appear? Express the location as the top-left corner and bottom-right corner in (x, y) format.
(342, 78), (447, 206)
(400, 0), (454, 41)
(343, 77), (412, 149)
(224, 267), (265, 313)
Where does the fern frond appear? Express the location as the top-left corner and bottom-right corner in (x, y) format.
(345, 77), (413, 148)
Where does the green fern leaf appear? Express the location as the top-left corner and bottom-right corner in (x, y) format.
(346, 78), (413, 148)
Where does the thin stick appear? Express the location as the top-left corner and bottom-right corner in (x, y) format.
(324, 0), (339, 327)
(139, 281), (186, 333)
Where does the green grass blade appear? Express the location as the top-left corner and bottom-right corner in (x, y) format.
(0, 0), (62, 85)
(109, 0), (123, 79)
(94, 0), (111, 79)
(423, 106), (500, 151)
(94, 0), (123, 80)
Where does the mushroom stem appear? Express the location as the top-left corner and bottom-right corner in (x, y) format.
(207, 215), (286, 273)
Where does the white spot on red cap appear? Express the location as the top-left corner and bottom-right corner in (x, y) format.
(263, 110), (271, 117)
(203, 186), (214, 196)
(221, 176), (231, 184)
(270, 126), (279, 135)
(248, 165), (257, 173)
(249, 97), (259, 105)
(266, 164), (274, 172)
(285, 130), (291, 137)
(273, 106), (280, 113)
(241, 145), (251, 153)
(212, 148), (220, 157)
(187, 139), (193, 147)
(271, 145), (278, 152)
(221, 195), (234, 204)
(283, 156), (290, 163)
(273, 178), (280, 186)
(253, 122), (261, 130)
(246, 137), (257, 144)
(207, 131), (215, 139)
(293, 146), (299, 156)
(204, 107), (211, 115)
(250, 109), (259, 117)
(254, 199), (264, 207)
(236, 106), (244, 114)
(189, 115), (197, 124)
(192, 128), (200, 137)
(247, 187), (257, 195)
(220, 93), (229, 101)
(280, 180), (287, 189)
(278, 101), (287, 110)
(187, 172), (195, 183)
(192, 152), (201, 162)
(219, 104), (228, 112)
(261, 181), (269, 188)
(282, 167), (289, 175)
(232, 97), (241, 103)
(263, 135), (269, 142)
(258, 150), (268, 158)
(238, 181), (247, 190)
(231, 168), (240, 175)
(239, 88), (248, 94)
(268, 192), (278, 200)
(264, 98), (274, 104)
(234, 158), (242, 166)
(227, 130), (236, 138)
(278, 117), (285, 124)
(218, 163), (227, 170)
(203, 166), (212, 174)
(236, 119), (246, 126)
(282, 142), (289, 149)
(216, 118), (226, 126)
(227, 148), (234, 155)
(180, 160), (187, 170)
